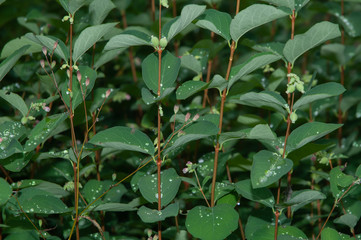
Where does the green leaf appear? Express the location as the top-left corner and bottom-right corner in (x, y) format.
(330, 166), (355, 198)
(94, 49), (125, 70)
(163, 4), (206, 41)
(113, 0), (131, 11)
(267, 0), (310, 12)
(73, 22), (117, 63)
(83, 180), (126, 204)
(186, 205), (239, 240)
(251, 150), (293, 188)
(209, 74), (227, 93)
(105, 29), (152, 50)
(0, 121), (26, 159)
(285, 190), (326, 213)
(283, 21), (341, 65)
(138, 168), (181, 207)
(252, 225), (307, 240)
(59, 0), (91, 14)
(0, 45), (29, 82)
(334, 214), (358, 229)
(17, 17), (39, 34)
(228, 52), (281, 90)
(293, 83), (346, 109)
(321, 228), (342, 240)
(0, 178), (12, 205)
(61, 66), (97, 109)
(176, 81), (208, 100)
(24, 113), (69, 152)
(336, 12), (361, 38)
(214, 182), (234, 202)
(142, 50), (181, 95)
(25, 33), (69, 62)
(321, 43), (346, 66)
(137, 203), (179, 223)
(231, 91), (287, 115)
(22, 195), (69, 214)
(89, 126), (154, 155)
(217, 193), (238, 207)
(163, 121), (219, 155)
(196, 9), (232, 41)
(92, 203), (136, 212)
(356, 164), (361, 178)
(1, 36), (42, 59)
(0, 90), (28, 117)
(230, 4), (288, 42)
(249, 124), (277, 140)
(235, 179), (275, 208)
(287, 122), (342, 152)
(89, 0), (115, 25)
(89, 87), (119, 113)
(0, 0), (5, 5)
(180, 55), (202, 74)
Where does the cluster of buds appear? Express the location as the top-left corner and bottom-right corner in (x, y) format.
(184, 112), (199, 122)
(30, 102), (50, 112)
(286, 73), (305, 94)
(151, 36), (168, 50)
(62, 14), (74, 24)
(160, 0), (169, 8)
(21, 116), (35, 125)
(263, 64), (275, 73)
(146, 229), (158, 240)
(182, 161), (197, 174)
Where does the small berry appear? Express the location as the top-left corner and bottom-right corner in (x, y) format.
(151, 36), (159, 48)
(159, 37), (168, 48)
(290, 111), (298, 123)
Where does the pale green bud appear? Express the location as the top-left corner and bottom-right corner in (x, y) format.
(296, 82), (305, 93)
(278, 148), (284, 155)
(320, 157), (329, 164)
(21, 117), (28, 125)
(151, 36), (159, 48)
(290, 111), (298, 123)
(286, 84), (295, 94)
(159, 37), (168, 48)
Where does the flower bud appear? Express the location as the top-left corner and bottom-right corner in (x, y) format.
(60, 64), (67, 70)
(151, 36), (159, 48)
(66, 69), (70, 78)
(192, 114), (199, 121)
(77, 71), (81, 82)
(296, 82), (305, 93)
(43, 106), (51, 112)
(105, 89), (111, 98)
(159, 37), (168, 48)
(85, 77), (90, 86)
(112, 173), (116, 181)
(290, 111), (298, 123)
(21, 117), (28, 125)
(182, 168), (188, 174)
(0, 137), (3, 143)
(51, 61), (56, 68)
(286, 84), (295, 94)
(174, 105), (179, 114)
(62, 15), (70, 22)
(42, 47), (47, 56)
(40, 59), (45, 69)
(278, 148), (284, 156)
(185, 112), (191, 122)
(319, 157), (329, 164)
(53, 41), (58, 50)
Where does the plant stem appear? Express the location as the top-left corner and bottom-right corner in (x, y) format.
(210, 0), (240, 207)
(156, 1), (163, 238)
(315, 182), (355, 240)
(194, 170), (210, 207)
(337, 0), (345, 166)
(275, 10), (296, 239)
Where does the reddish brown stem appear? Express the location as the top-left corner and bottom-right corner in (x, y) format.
(202, 60), (213, 108)
(0, 165), (13, 183)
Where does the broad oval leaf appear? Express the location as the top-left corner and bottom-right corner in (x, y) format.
(251, 150), (293, 188)
(334, 214), (358, 229)
(25, 34), (69, 62)
(22, 195), (69, 214)
(230, 4), (288, 42)
(137, 203), (179, 223)
(321, 227), (342, 240)
(163, 121), (219, 155)
(58, 0), (89, 14)
(285, 189), (326, 213)
(196, 9), (232, 41)
(104, 29), (152, 50)
(283, 21), (341, 65)
(142, 50), (181, 95)
(138, 168), (181, 207)
(228, 52), (281, 90)
(176, 81), (208, 100)
(287, 122), (342, 153)
(180, 54), (202, 74)
(24, 113), (69, 152)
(0, 45), (29, 82)
(231, 91), (288, 115)
(1, 36), (41, 59)
(0, 90), (28, 117)
(89, 0), (115, 25)
(0, 121), (26, 159)
(293, 82), (346, 109)
(330, 166), (354, 198)
(73, 22), (118, 63)
(186, 205), (239, 240)
(83, 180), (126, 204)
(163, 4), (206, 41)
(235, 179), (275, 208)
(89, 126), (154, 155)
(0, 178), (12, 205)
